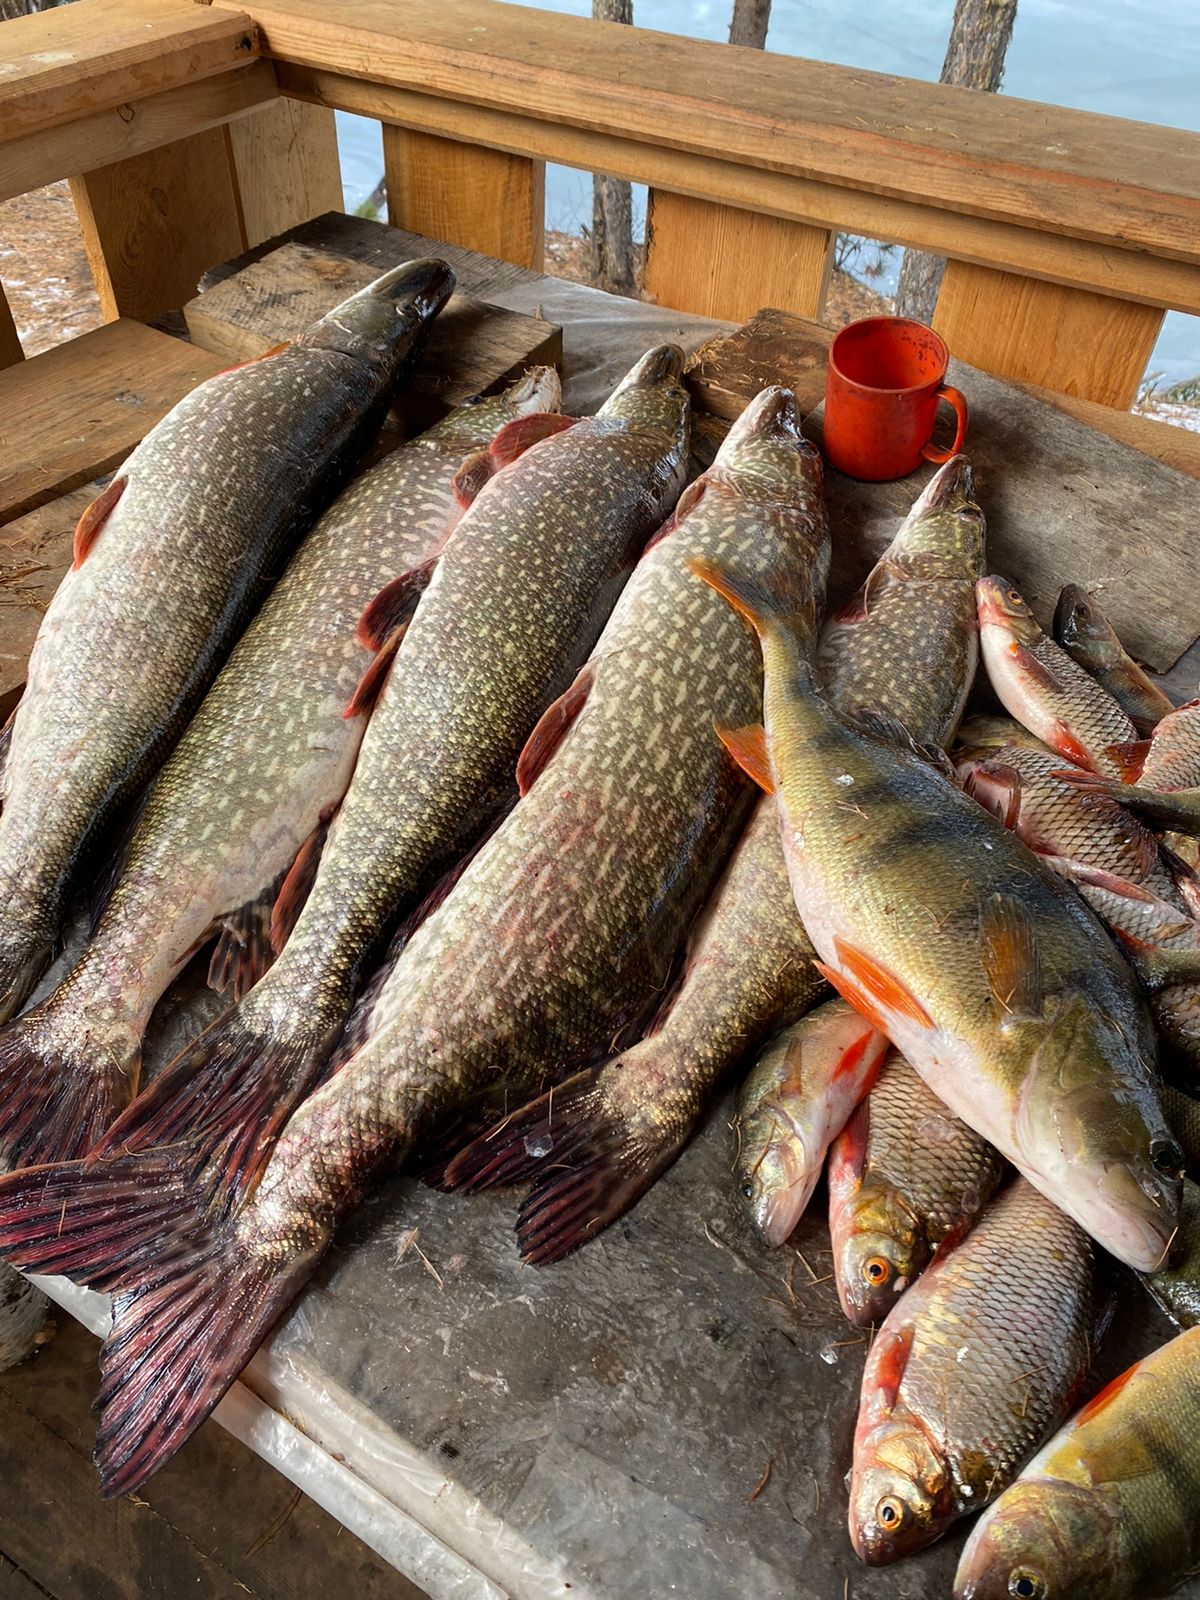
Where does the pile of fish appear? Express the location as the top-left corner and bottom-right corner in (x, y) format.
(0, 257), (1199, 1597)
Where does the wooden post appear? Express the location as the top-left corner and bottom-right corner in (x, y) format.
(933, 261), (1164, 408)
(0, 286), (22, 369)
(225, 98), (343, 246)
(381, 127), (544, 270)
(643, 190), (832, 322)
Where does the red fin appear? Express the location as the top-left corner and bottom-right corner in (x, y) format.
(269, 817), (332, 957)
(1009, 640), (1062, 693)
(451, 448), (495, 509)
(217, 340), (289, 378)
(0, 1009), (136, 1170)
(488, 411), (574, 467)
(356, 560), (436, 651)
(643, 479), (707, 554)
(1051, 725), (1094, 771)
(207, 872), (286, 1001)
(516, 665), (594, 796)
(72, 476), (126, 568)
(833, 938), (933, 1028)
(1106, 738), (1150, 781)
(1076, 1362), (1139, 1426)
(832, 1027), (885, 1086)
(344, 627), (405, 719)
(871, 1326), (914, 1410)
(717, 723), (774, 794)
(815, 962), (891, 1037)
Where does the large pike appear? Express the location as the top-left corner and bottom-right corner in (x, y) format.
(0, 386), (827, 1495)
(691, 555), (1182, 1271)
(0, 261), (453, 1024)
(955, 1326), (1200, 1600)
(0, 370), (557, 1170)
(442, 455), (984, 1255)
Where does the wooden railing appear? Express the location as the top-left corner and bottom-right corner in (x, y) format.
(2, 0), (1199, 420)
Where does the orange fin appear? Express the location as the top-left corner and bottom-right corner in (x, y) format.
(356, 560), (436, 651)
(1051, 725), (1094, 771)
(717, 723), (774, 794)
(871, 1326), (914, 1410)
(978, 894), (1042, 1019)
(344, 627), (406, 719)
(643, 479), (708, 555)
(72, 476), (126, 568)
(688, 558), (764, 636)
(1076, 1362), (1138, 1427)
(1105, 738), (1150, 781)
(814, 961), (891, 1037)
(217, 340), (289, 378)
(451, 449), (496, 510)
(832, 1027), (883, 1084)
(832, 937), (933, 1029)
(516, 665), (594, 796)
(269, 815), (334, 957)
(489, 411), (575, 468)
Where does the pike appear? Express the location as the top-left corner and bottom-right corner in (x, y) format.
(0, 259), (454, 1025)
(0, 385), (826, 1495)
(442, 455), (984, 1255)
(690, 555), (1183, 1271)
(0, 369), (558, 1171)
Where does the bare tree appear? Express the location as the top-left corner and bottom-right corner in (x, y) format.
(895, 0), (1018, 322)
(728, 0), (771, 49)
(590, 0), (636, 295)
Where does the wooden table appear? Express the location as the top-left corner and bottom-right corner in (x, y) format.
(12, 217), (1200, 1600)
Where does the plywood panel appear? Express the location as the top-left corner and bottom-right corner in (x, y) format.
(225, 97), (344, 246)
(933, 260), (1164, 408)
(644, 190), (831, 322)
(383, 127), (544, 270)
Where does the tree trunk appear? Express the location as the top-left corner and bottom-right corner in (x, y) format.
(895, 0), (1018, 323)
(728, 0), (771, 49)
(590, 0), (636, 296)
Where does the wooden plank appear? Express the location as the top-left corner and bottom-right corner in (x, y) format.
(0, 489), (93, 723)
(382, 126), (544, 271)
(1017, 385), (1200, 482)
(72, 126), (251, 324)
(933, 262), (1165, 408)
(0, 1556), (49, 1600)
(644, 190), (831, 322)
(184, 238), (561, 429)
(218, 0), (1200, 265)
(0, 321), (224, 525)
(0, 0), (258, 145)
(0, 290), (21, 372)
(1, 61), (279, 207)
(683, 306), (1200, 670)
(225, 97), (344, 246)
(278, 67), (1200, 316)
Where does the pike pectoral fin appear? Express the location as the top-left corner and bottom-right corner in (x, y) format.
(72, 476), (126, 568)
(488, 410), (576, 467)
(451, 449), (495, 509)
(979, 893), (1042, 1021)
(344, 626), (407, 719)
(356, 559), (437, 650)
(516, 665), (594, 796)
(717, 723), (774, 793)
(643, 479), (707, 554)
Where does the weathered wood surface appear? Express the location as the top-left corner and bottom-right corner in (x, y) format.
(225, 98), (345, 248)
(0, 488), (94, 721)
(0, 291), (21, 372)
(0, 321), (224, 524)
(686, 306), (1200, 671)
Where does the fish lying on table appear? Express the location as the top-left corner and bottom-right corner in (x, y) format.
(0, 368), (559, 1172)
(0, 383), (827, 1497)
(0, 258), (454, 1163)
(1053, 583), (1174, 735)
(442, 454), (985, 1257)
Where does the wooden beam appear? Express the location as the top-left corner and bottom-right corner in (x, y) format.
(225, 98), (344, 246)
(276, 68), (1200, 316)
(382, 128), (543, 270)
(644, 190), (831, 322)
(0, 0), (259, 145)
(0, 288), (22, 371)
(0, 62), (279, 206)
(1017, 385), (1200, 481)
(218, 0), (1200, 265)
(933, 262), (1164, 408)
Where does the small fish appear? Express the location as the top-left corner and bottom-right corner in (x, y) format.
(1053, 584), (1174, 735)
(977, 577), (1141, 779)
(734, 999), (889, 1246)
(849, 1178), (1096, 1565)
(1138, 698), (1200, 790)
(829, 1052), (1005, 1326)
(955, 1327), (1200, 1600)
(1142, 1175), (1200, 1328)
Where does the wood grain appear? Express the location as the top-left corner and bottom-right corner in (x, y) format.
(217, 0), (1200, 263)
(0, 0), (258, 145)
(933, 262), (1165, 409)
(0, 291), (22, 372)
(225, 97), (344, 247)
(71, 126), (250, 323)
(383, 127), (545, 270)
(643, 190), (831, 322)
(0, 489), (92, 722)
(277, 66), (1200, 317)
(0, 321), (224, 525)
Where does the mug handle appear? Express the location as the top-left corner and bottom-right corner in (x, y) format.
(922, 385), (969, 464)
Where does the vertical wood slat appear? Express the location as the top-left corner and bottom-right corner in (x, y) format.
(224, 98), (343, 247)
(381, 127), (545, 271)
(643, 190), (833, 323)
(933, 260), (1164, 409)
(0, 286), (23, 369)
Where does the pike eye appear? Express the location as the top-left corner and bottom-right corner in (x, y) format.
(740, 1182), (755, 1199)
(876, 1495), (906, 1531)
(1150, 1137), (1185, 1179)
(1009, 1571), (1046, 1600)
(863, 1256), (891, 1286)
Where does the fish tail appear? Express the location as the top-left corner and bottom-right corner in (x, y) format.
(0, 999), (139, 1169)
(686, 558), (819, 665)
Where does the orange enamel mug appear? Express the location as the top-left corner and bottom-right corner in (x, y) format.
(823, 316), (969, 481)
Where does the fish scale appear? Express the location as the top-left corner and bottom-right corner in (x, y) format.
(849, 1178), (1095, 1565)
(0, 372), (557, 1171)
